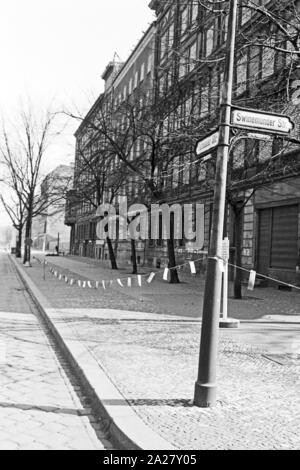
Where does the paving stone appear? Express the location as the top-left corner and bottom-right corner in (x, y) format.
(12, 253), (300, 449)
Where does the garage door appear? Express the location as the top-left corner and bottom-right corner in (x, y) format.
(257, 204), (298, 273)
(270, 205), (298, 270)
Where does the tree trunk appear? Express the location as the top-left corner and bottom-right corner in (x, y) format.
(106, 236), (118, 270)
(233, 208), (243, 299)
(23, 215), (32, 265)
(131, 238), (138, 274)
(167, 214), (180, 284)
(16, 227), (22, 258)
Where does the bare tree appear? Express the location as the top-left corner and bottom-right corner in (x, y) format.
(73, 123), (129, 270)
(0, 106), (66, 265)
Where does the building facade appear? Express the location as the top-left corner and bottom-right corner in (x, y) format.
(33, 164), (73, 253)
(66, 24), (156, 266)
(66, 0), (300, 284)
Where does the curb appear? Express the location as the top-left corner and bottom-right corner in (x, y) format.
(10, 255), (176, 451)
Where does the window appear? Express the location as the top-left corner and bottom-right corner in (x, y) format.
(134, 71), (139, 89)
(200, 84), (209, 118)
(205, 27), (214, 56)
(147, 54), (153, 74)
(172, 156), (180, 188)
(179, 56), (187, 79)
(240, 6), (252, 26)
(140, 62), (145, 82)
(189, 41), (197, 72)
(262, 46), (275, 79)
(183, 157), (190, 185)
(158, 75), (165, 96)
(160, 30), (168, 59)
(181, 5), (189, 36)
(248, 46), (260, 84)
(191, 3), (198, 24)
(236, 54), (248, 95)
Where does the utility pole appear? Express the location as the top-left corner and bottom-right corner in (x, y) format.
(194, 0), (238, 408)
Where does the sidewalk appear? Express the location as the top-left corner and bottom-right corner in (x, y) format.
(0, 253), (109, 450)
(12, 255), (300, 450)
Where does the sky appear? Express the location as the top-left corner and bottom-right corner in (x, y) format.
(0, 0), (155, 227)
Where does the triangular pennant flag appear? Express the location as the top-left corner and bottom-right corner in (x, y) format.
(102, 281), (106, 290)
(163, 268), (169, 281)
(82, 281), (86, 289)
(70, 279), (74, 286)
(110, 280), (114, 287)
(65, 276), (69, 283)
(218, 260), (225, 273)
(189, 261), (196, 275)
(87, 281), (92, 288)
(95, 281), (99, 289)
(117, 279), (124, 287)
(54, 271), (58, 278)
(137, 275), (142, 287)
(127, 278), (132, 288)
(78, 280), (82, 288)
(248, 270), (256, 291)
(147, 272), (156, 284)
(58, 274), (62, 281)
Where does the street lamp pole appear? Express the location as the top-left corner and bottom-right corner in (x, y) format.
(194, 0), (238, 408)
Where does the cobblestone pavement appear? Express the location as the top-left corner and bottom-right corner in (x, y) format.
(0, 253), (112, 450)
(37, 253), (300, 321)
(17, 254), (300, 449)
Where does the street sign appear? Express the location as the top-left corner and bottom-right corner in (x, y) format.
(231, 107), (294, 135)
(246, 133), (272, 142)
(195, 130), (219, 157)
(221, 237), (230, 262)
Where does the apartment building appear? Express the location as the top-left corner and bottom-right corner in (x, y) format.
(148, 0), (300, 284)
(66, 23), (156, 265)
(66, 0), (300, 284)
(32, 164), (73, 253)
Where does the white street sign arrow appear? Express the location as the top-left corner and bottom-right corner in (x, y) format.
(231, 108), (294, 135)
(195, 131), (219, 157)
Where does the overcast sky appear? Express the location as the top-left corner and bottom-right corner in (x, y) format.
(0, 0), (155, 227)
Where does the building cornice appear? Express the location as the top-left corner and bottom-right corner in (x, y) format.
(111, 23), (156, 90)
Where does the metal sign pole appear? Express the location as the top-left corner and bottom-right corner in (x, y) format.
(194, 0), (238, 408)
